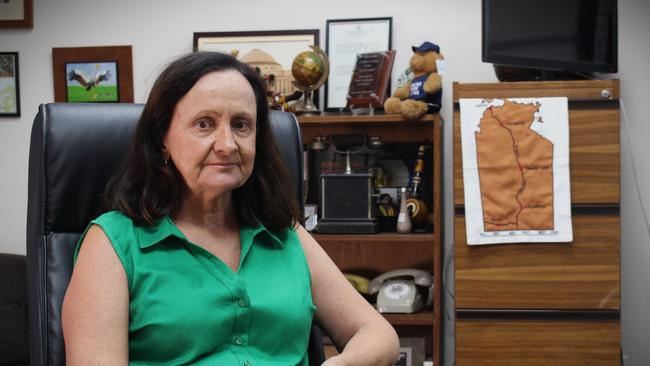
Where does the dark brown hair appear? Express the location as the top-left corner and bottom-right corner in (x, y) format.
(106, 51), (301, 231)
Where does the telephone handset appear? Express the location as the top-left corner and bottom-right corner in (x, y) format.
(344, 273), (370, 295)
(369, 269), (433, 314)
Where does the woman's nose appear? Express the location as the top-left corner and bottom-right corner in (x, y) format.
(211, 125), (238, 153)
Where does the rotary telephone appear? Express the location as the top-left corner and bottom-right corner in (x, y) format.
(368, 269), (433, 313)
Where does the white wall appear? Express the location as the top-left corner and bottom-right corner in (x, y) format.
(0, 0), (648, 364)
(1, 0), (475, 250)
(618, 1), (650, 365)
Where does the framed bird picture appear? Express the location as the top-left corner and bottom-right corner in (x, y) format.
(65, 61), (119, 102)
(52, 45), (133, 103)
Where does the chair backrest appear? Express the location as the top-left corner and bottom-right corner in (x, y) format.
(26, 103), (319, 365)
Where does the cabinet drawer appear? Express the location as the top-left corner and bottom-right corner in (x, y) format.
(456, 320), (620, 366)
(453, 108), (620, 206)
(455, 214), (620, 310)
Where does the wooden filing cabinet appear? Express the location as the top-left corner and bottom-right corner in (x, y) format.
(453, 80), (621, 365)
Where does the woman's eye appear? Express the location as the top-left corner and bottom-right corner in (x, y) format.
(195, 119), (211, 129)
(233, 119), (252, 131)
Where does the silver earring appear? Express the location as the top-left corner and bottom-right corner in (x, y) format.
(162, 150), (170, 166)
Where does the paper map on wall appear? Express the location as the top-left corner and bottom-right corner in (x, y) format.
(460, 97), (573, 245)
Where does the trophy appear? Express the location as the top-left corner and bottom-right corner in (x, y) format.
(346, 50), (395, 115)
(291, 45), (330, 114)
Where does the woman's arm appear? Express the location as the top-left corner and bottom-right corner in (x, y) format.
(62, 225), (129, 365)
(296, 225), (400, 366)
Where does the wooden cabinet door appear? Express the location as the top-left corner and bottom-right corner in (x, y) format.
(453, 80), (621, 365)
(455, 214), (620, 310)
(456, 320), (620, 366)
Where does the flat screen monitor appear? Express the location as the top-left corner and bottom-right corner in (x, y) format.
(483, 0), (618, 74)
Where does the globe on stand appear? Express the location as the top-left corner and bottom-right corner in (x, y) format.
(291, 45), (330, 114)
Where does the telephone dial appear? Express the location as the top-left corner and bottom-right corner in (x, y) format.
(368, 269), (433, 314)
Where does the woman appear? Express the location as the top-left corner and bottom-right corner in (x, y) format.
(62, 52), (399, 365)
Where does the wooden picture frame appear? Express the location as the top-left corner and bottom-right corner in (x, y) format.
(0, 0), (33, 28)
(395, 347), (412, 366)
(396, 337), (425, 366)
(325, 17), (392, 111)
(0, 52), (20, 117)
(193, 29), (320, 108)
(52, 46), (133, 103)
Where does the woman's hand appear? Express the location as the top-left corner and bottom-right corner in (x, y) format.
(320, 355), (347, 366)
(297, 225), (400, 365)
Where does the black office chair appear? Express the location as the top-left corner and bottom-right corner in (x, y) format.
(26, 103), (325, 365)
(0, 253), (29, 365)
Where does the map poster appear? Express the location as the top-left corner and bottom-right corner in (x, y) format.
(459, 97), (573, 245)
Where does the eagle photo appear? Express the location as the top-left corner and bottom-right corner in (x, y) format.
(65, 61), (119, 102)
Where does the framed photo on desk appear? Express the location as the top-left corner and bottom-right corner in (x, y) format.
(396, 337), (425, 366)
(325, 17), (392, 111)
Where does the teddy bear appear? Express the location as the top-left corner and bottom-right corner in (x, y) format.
(384, 42), (443, 120)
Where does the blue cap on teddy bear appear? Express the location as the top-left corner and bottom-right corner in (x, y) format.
(412, 41), (440, 53)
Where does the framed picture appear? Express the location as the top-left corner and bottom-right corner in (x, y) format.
(395, 347), (412, 366)
(394, 337), (425, 366)
(0, 52), (20, 117)
(0, 0), (33, 28)
(52, 46), (133, 103)
(325, 17), (392, 111)
(193, 29), (320, 107)
(65, 61), (119, 102)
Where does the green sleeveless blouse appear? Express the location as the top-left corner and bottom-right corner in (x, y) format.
(74, 211), (316, 366)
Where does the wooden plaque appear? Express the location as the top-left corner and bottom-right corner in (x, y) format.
(346, 50), (395, 108)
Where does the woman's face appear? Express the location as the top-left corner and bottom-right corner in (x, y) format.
(163, 69), (257, 201)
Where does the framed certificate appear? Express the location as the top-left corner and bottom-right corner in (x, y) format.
(325, 17), (392, 111)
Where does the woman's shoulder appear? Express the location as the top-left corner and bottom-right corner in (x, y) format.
(93, 210), (135, 226)
(77, 211), (138, 290)
(91, 210), (142, 239)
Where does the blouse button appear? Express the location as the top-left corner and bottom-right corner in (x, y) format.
(234, 337), (244, 345)
(243, 361), (252, 366)
(238, 299), (247, 307)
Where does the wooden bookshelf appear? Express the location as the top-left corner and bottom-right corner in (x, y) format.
(452, 80), (621, 365)
(299, 113), (443, 366)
